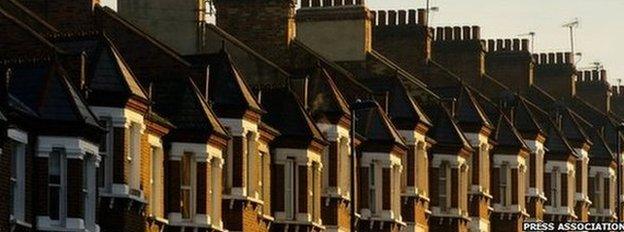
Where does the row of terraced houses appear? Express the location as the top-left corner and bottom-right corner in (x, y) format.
(1, 0), (624, 231)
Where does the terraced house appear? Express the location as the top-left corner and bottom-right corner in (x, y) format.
(2, 0), (624, 232)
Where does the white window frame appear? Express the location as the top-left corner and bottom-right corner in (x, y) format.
(500, 163), (511, 206)
(98, 118), (114, 191)
(83, 154), (97, 231)
(551, 168), (560, 207)
(128, 122), (142, 192)
(10, 137), (27, 223)
(180, 152), (196, 220)
(48, 148), (67, 225)
(284, 158), (296, 219)
(369, 162), (379, 215)
(150, 145), (164, 217)
(439, 162), (451, 212)
(594, 172), (604, 210)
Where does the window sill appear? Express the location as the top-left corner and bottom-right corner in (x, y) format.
(273, 219), (326, 230)
(148, 215), (169, 224)
(99, 186), (147, 204)
(11, 218), (32, 229)
(401, 192), (430, 202)
(223, 194), (264, 205)
(361, 216), (407, 227)
(322, 192), (351, 202)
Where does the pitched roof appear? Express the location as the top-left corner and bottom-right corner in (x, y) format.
(261, 87), (326, 146)
(424, 101), (472, 150)
(304, 66), (351, 123)
(9, 62), (101, 129)
(354, 102), (406, 147)
(0, 0), (58, 35)
(433, 85), (492, 131)
(184, 51), (263, 117)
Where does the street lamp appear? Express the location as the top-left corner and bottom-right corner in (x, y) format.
(617, 123), (624, 222)
(350, 99), (377, 232)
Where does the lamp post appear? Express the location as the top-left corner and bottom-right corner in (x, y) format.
(350, 99), (377, 232)
(617, 123), (624, 222)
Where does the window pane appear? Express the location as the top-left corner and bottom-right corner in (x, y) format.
(49, 187), (60, 220)
(181, 189), (190, 219)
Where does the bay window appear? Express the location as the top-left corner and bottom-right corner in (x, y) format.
(550, 168), (560, 207)
(593, 172), (604, 210)
(500, 163), (511, 206)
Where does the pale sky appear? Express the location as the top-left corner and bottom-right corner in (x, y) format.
(101, 0), (624, 84)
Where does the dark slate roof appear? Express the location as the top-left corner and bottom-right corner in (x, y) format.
(525, 101), (577, 157)
(354, 102), (405, 146)
(337, 56), (432, 130)
(0, 0), (58, 35)
(587, 129), (614, 160)
(96, 6), (227, 139)
(9, 62), (100, 128)
(433, 85), (492, 130)
(261, 87), (325, 145)
(567, 97), (620, 148)
(303, 66), (351, 123)
(183, 50), (263, 117)
(0, 6), (63, 62)
(87, 35), (148, 102)
(511, 96), (544, 136)
(555, 105), (591, 145)
(424, 101), (471, 149)
(0, 109), (6, 122)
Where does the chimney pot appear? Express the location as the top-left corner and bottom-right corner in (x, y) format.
(408, 9), (417, 24)
(540, 53), (547, 64)
(564, 52), (572, 64)
(444, 27), (453, 41)
(471, 26), (480, 39)
(371, 11), (377, 25)
(417, 9), (428, 25)
(612, 86), (619, 94)
(311, 0), (321, 7)
(398, 10), (407, 25)
(548, 53), (556, 64)
(620, 86), (624, 94)
(435, 27), (444, 40)
(600, 70), (607, 81)
(388, 10), (397, 26)
(592, 70), (600, 81)
(453, 27), (462, 40)
(504, 39), (512, 51)
(496, 39), (504, 51)
(378, 11), (387, 26)
(576, 71), (584, 81)
(462, 26), (471, 40)
(344, 0), (354, 5)
(487, 40), (495, 52)
(354, 0), (363, 5)
(584, 71), (592, 81)
(333, 0), (342, 6)
(532, 54), (539, 63)
(302, 0), (311, 7)
(322, 0), (332, 6)
(556, 53), (564, 64)
(512, 39), (521, 51)
(521, 39), (529, 51)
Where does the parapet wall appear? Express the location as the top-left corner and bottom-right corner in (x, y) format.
(531, 52), (574, 65)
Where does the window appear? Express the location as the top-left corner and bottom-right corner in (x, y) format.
(83, 154), (97, 230)
(150, 146), (163, 217)
(500, 163), (511, 206)
(284, 159), (296, 219)
(10, 141), (26, 221)
(98, 118), (113, 190)
(180, 153), (196, 219)
(128, 122), (142, 192)
(593, 172), (604, 210)
(369, 162), (378, 214)
(439, 162), (451, 211)
(246, 132), (256, 197)
(48, 148), (66, 223)
(551, 168), (560, 207)
(339, 137), (350, 197)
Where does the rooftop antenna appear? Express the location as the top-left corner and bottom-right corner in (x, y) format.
(562, 18), (580, 63)
(425, 0), (439, 25)
(591, 61), (603, 71)
(517, 32), (536, 53)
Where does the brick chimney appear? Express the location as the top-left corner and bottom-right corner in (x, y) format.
(612, 84), (624, 118)
(295, 1), (372, 62)
(533, 52), (577, 99)
(430, 25), (485, 88)
(371, 9), (431, 77)
(485, 39), (533, 92)
(213, 0), (296, 66)
(19, 0), (100, 32)
(576, 69), (612, 114)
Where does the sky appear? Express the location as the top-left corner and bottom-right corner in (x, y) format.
(100, 0), (624, 84)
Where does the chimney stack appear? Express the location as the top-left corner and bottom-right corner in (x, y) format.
(417, 8), (427, 25)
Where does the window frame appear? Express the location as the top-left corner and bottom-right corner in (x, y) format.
(10, 140), (26, 222)
(98, 118), (114, 191)
(439, 162), (451, 212)
(180, 152), (196, 220)
(83, 154), (97, 230)
(48, 148), (67, 225)
(284, 158), (296, 219)
(369, 162), (378, 214)
(551, 168), (560, 207)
